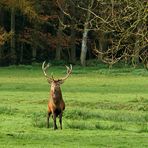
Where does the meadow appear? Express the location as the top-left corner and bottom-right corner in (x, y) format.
(0, 65), (148, 148)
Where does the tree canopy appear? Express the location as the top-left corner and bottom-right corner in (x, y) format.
(0, 0), (147, 68)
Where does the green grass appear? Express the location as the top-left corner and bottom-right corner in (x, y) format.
(0, 65), (148, 148)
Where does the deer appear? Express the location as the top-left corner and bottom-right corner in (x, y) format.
(42, 61), (72, 130)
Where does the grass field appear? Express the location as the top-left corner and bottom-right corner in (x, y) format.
(0, 65), (148, 148)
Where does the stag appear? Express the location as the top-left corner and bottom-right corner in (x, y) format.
(42, 61), (72, 130)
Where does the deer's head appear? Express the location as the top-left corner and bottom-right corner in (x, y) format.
(42, 61), (72, 91)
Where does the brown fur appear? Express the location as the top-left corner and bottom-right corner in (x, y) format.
(42, 62), (72, 130)
(47, 80), (65, 130)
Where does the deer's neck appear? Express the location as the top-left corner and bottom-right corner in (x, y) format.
(50, 87), (63, 104)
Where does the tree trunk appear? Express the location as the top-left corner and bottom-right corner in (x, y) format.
(80, 0), (94, 66)
(55, 1), (65, 61)
(0, 7), (3, 65)
(0, 45), (2, 66)
(80, 24), (89, 66)
(69, 2), (76, 64)
(11, 7), (16, 65)
(32, 25), (37, 63)
(132, 27), (140, 68)
(20, 43), (23, 63)
(55, 24), (62, 60)
(32, 47), (37, 62)
(132, 40), (140, 68)
(70, 29), (76, 63)
(55, 40), (62, 60)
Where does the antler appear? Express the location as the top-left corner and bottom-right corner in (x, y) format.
(42, 61), (54, 82)
(60, 64), (72, 81)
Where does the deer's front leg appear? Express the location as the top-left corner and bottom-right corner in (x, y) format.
(47, 112), (51, 128)
(59, 112), (63, 130)
(53, 112), (58, 130)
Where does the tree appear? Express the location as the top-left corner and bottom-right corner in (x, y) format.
(55, 7), (64, 61)
(10, 7), (16, 64)
(70, 28), (76, 63)
(57, 0), (95, 65)
(0, 7), (4, 64)
(0, 0), (38, 65)
(89, 0), (147, 68)
(80, 0), (94, 66)
(0, 0), (147, 67)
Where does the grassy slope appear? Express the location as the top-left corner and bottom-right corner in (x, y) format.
(0, 65), (148, 148)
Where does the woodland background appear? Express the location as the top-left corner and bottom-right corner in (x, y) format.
(0, 0), (147, 68)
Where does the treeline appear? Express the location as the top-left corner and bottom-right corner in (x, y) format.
(0, 0), (147, 68)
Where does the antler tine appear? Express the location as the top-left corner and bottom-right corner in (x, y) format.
(61, 64), (72, 81)
(42, 61), (53, 81)
(42, 61), (49, 78)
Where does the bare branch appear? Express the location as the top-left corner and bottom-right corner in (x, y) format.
(56, 0), (72, 19)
